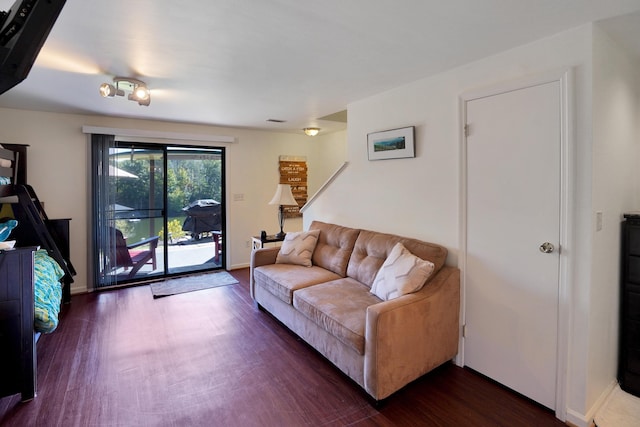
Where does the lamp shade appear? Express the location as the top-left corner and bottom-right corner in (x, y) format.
(269, 184), (298, 206)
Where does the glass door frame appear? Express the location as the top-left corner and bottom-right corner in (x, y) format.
(92, 138), (226, 289)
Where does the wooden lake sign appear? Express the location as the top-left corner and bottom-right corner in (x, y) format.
(279, 156), (307, 218)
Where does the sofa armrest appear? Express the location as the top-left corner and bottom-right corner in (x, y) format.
(251, 246), (280, 268)
(364, 266), (460, 400)
(250, 247), (280, 299)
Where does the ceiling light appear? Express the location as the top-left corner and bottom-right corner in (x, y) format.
(303, 127), (320, 137)
(131, 84), (150, 101)
(99, 77), (151, 106)
(99, 83), (117, 97)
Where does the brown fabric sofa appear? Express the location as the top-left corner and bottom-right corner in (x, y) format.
(250, 220), (460, 401)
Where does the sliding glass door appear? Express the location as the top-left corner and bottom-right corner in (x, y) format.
(165, 146), (224, 275)
(92, 139), (225, 289)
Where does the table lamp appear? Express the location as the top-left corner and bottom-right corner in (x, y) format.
(268, 184), (298, 238)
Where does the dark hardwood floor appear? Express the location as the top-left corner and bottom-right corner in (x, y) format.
(0, 268), (565, 426)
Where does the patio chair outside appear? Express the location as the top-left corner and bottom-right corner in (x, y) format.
(109, 227), (159, 278)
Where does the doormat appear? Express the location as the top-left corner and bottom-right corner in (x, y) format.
(150, 271), (238, 298)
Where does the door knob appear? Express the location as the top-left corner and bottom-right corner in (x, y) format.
(539, 242), (554, 253)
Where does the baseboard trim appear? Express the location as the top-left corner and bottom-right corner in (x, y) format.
(565, 380), (618, 427)
(565, 409), (590, 427)
(229, 262), (250, 270)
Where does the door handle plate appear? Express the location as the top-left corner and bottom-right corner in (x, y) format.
(539, 242), (554, 253)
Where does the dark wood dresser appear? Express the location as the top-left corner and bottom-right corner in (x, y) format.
(0, 247), (37, 400)
(619, 213), (640, 397)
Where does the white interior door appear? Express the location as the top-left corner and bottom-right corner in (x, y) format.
(464, 80), (561, 410)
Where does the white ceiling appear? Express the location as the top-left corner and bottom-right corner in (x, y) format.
(1, 0), (640, 135)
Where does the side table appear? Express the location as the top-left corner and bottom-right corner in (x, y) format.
(252, 234), (285, 250)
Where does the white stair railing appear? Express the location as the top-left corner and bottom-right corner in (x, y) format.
(300, 162), (349, 213)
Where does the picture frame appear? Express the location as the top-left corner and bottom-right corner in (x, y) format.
(367, 126), (415, 160)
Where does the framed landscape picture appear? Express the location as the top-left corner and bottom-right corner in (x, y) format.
(367, 126), (415, 160)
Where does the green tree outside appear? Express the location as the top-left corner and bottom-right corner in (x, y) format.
(114, 158), (222, 215)
(111, 154), (222, 243)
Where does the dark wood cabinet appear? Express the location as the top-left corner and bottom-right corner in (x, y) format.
(619, 213), (640, 397)
(0, 144), (73, 402)
(0, 247), (36, 401)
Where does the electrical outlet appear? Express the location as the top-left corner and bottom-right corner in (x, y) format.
(596, 211), (603, 231)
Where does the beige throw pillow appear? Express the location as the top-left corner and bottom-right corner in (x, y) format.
(371, 242), (435, 301)
(275, 229), (320, 267)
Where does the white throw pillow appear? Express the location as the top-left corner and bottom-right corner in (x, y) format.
(370, 242), (435, 301)
(275, 229), (320, 267)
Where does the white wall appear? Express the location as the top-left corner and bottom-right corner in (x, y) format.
(304, 24), (621, 425)
(0, 108), (346, 293)
(589, 23), (640, 409)
(1, 18), (636, 427)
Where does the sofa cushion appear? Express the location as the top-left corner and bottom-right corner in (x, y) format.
(276, 229), (320, 267)
(254, 264), (341, 305)
(347, 229), (447, 288)
(309, 221), (360, 277)
(370, 242), (435, 300)
(293, 278), (381, 355)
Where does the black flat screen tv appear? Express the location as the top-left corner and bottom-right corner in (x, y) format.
(0, 0), (66, 95)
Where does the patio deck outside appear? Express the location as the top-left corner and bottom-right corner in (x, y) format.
(107, 233), (222, 279)
(105, 214), (223, 281)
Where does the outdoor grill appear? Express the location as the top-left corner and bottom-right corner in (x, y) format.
(181, 199), (222, 239)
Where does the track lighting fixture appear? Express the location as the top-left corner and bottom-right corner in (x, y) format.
(303, 127), (320, 136)
(99, 83), (123, 97)
(99, 77), (151, 106)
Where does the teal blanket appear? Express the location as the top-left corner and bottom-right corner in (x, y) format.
(34, 249), (64, 333)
